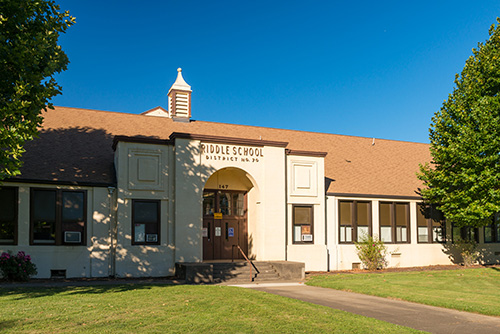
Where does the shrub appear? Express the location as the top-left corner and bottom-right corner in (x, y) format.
(0, 251), (37, 281)
(355, 235), (388, 270)
(453, 237), (479, 267)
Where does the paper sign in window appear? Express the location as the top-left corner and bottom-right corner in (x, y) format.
(135, 224), (145, 242)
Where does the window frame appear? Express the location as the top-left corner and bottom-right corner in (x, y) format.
(379, 201), (410, 244)
(484, 213), (500, 243)
(132, 199), (161, 246)
(0, 186), (18, 245)
(292, 204), (314, 244)
(30, 188), (87, 246)
(416, 203), (446, 244)
(338, 200), (372, 244)
(452, 223), (479, 243)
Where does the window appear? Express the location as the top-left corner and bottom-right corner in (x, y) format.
(0, 187), (17, 245)
(293, 205), (313, 244)
(417, 203), (445, 243)
(452, 224), (478, 243)
(379, 202), (410, 243)
(31, 189), (86, 245)
(132, 200), (160, 245)
(484, 213), (500, 243)
(339, 200), (371, 243)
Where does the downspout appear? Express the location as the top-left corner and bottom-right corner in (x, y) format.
(107, 186), (116, 277)
(325, 195), (329, 271)
(284, 150), (288, 261)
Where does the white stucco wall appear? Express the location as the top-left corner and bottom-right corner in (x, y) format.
(0, 182), (111, 279)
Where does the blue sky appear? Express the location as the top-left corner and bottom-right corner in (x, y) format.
(52, 1), (500, 143)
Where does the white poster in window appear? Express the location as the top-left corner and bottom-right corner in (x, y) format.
(215, 227), (222, 237)
(202, 228), (208, 238)
(294, 226), (302, 242)
(135, 224), (145, 242)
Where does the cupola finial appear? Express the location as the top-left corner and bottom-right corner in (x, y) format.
(168, 68), (192, 122)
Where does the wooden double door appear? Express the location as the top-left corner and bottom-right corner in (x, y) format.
(202, 190), (248, 260)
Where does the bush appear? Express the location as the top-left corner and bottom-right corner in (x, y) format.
(0, 251), (37, 281)
(453, 237), (479, 267)
(355, 235), (388, 270)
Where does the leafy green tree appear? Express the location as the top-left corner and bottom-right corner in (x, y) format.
(419, 19), (500, 228)
(0, 0), (74, 179)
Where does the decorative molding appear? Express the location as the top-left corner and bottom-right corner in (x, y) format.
(286, 149), (327, 157)
(169, 132), (289, 148)
(328, 192), (422, 200)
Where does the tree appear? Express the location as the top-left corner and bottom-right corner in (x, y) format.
(418, 18), (500, 228)
(0, 0), (74, 179)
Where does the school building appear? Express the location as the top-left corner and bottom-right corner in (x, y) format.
(1, 69), (499, 279)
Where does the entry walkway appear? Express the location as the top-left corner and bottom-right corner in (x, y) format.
(233, 282), (500, 334)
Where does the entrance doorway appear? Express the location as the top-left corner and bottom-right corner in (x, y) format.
(202, 190), (248, 260)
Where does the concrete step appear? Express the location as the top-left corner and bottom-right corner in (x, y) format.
(212, 261), (280, 282)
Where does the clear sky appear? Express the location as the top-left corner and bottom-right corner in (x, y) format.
(51, 1), (500, 143)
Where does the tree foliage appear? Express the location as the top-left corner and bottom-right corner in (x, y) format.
(0, 0), (74, 179)
(419, 19), (500, 227)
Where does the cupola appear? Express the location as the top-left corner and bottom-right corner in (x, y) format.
(168, 68), (192, 122)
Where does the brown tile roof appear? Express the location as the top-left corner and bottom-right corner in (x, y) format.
(14, 106), (431, 197)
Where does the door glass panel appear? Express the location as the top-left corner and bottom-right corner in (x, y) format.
(203, 192), (215, 216)
(233, 193), (245, 216)
(219, 193), (232, 215)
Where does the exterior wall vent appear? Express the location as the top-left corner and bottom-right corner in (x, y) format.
(51, 269), (67, 279)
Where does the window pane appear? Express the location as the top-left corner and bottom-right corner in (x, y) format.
(33, 221), (56, 243)
(395, 203), (408, 226)
(417, 204), (427, 227)
(339, 202), (352, 226)
(485, 226), (493, 243)
(203, 192), (215, 216)
(33, 190), (56, 222)
(418, 226), (429, 242)
(0, 221), (15, 241)
(0, 188), (16, 242)
(357, 226), (369, 240)
(357, 202), (370, 227)
(433, 227), (444, 242)
(452, 227), (461, 241)
(381, 226), (392, 242)
(134, 202), (158, 224)
(0, 188), (16, 222)
(62, 192), (84, 222)
(294, 206), (311, 225)
(396, 226), (407, 242)
(496, 224), (500, 243)
(380, 203), (391, 226)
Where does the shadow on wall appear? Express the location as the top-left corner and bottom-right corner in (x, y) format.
(18, 127), (116, 184)
(441, 242), (500, 265)
(112, 138), (217, 275)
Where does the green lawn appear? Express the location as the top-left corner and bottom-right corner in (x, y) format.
(0, 284), (422, 333)
(307, 267), (500, 316)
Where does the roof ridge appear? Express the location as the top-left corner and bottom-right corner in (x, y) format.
(52, 106), (429, 145)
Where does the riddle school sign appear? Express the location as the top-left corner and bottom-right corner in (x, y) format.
(201, 143), (264, 163)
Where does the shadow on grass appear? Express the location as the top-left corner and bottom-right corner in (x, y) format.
(0, 320), (18, 331)
(0, 283), (179, 300)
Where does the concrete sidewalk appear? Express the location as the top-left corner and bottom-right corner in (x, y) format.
(235, 282), (500, 334)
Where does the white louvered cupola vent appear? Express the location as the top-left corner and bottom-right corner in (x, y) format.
(168, 68), (192, 122)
